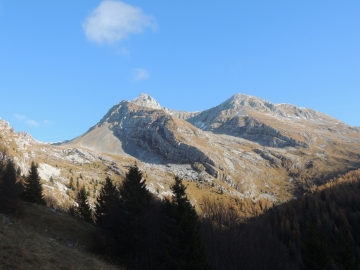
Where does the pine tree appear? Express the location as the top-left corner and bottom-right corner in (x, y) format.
(0, 160), (21, 214)
(95, 176), (117, 227)
(161, 176), (210, 270)
(113, 165), (152, 268)
(75, 186), (92, 222)
(23, 161), (45, 205)
(69, 177), (75, 190)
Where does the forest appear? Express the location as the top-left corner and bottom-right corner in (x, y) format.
(1, 145), (360, 270)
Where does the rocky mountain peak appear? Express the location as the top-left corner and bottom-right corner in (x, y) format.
(221, 94), (329, 121)
(222, 94), (278, 112)
(131, 93), (163, 110)
(98, 94), (163, 125)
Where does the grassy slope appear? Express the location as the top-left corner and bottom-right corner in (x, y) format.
(0, 202), (122, 270)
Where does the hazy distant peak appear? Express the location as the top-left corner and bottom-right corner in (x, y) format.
(131, 93), (163, 110)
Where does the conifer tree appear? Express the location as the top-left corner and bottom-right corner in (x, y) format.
(113, 165), (152, 268)
(161, 176), (210, 270)
(75, 186), (92, 222)
(23, 161), (45, 205)
(69, 177), (75, 190)
(0, 160), (20, 214)
(95, 176), (117, 227)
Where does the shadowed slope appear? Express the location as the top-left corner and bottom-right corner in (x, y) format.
(0, 202), (121, 270)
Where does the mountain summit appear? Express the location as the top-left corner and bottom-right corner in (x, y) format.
(62, 93), (360, 201)
(131, 93), (163, 110)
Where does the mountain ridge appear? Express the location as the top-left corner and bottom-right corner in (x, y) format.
(61, 93), (360, 202)
(1, 93), (359, 208)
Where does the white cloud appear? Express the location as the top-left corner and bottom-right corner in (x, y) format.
(14, 114), (26, 120)
(14, 114), (41, 127)
(83, 0), (157, 45)
(25, 120), (40, 127)
(133, 68), (150, 81)
(43, 120), (54, 125)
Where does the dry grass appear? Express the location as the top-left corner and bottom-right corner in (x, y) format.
(0, 203), (122, 270)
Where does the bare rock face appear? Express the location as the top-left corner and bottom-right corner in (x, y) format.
(211, 116), (307, 148)
(72, 100), (218, 176)
(186, 94), (342, 148)
(59, 93), (360, 202)
(131, 93), (165, 110)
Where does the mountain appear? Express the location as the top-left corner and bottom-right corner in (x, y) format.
(187, 93), (353, 147)
(66, 94), (218, 176)
(63, 93), (360, 200)
(1, 93), (359, 208)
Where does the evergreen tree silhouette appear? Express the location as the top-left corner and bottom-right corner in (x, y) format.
(23, 161), (45, 205)
(114, 165), (152, 268)
(0, 160), (21, 214)
(161, 176), (210, 270)
(75, 186), (92, 222)
(95, 176), (117, 227)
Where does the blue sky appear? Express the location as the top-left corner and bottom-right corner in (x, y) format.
(0, 1), (359, 142)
